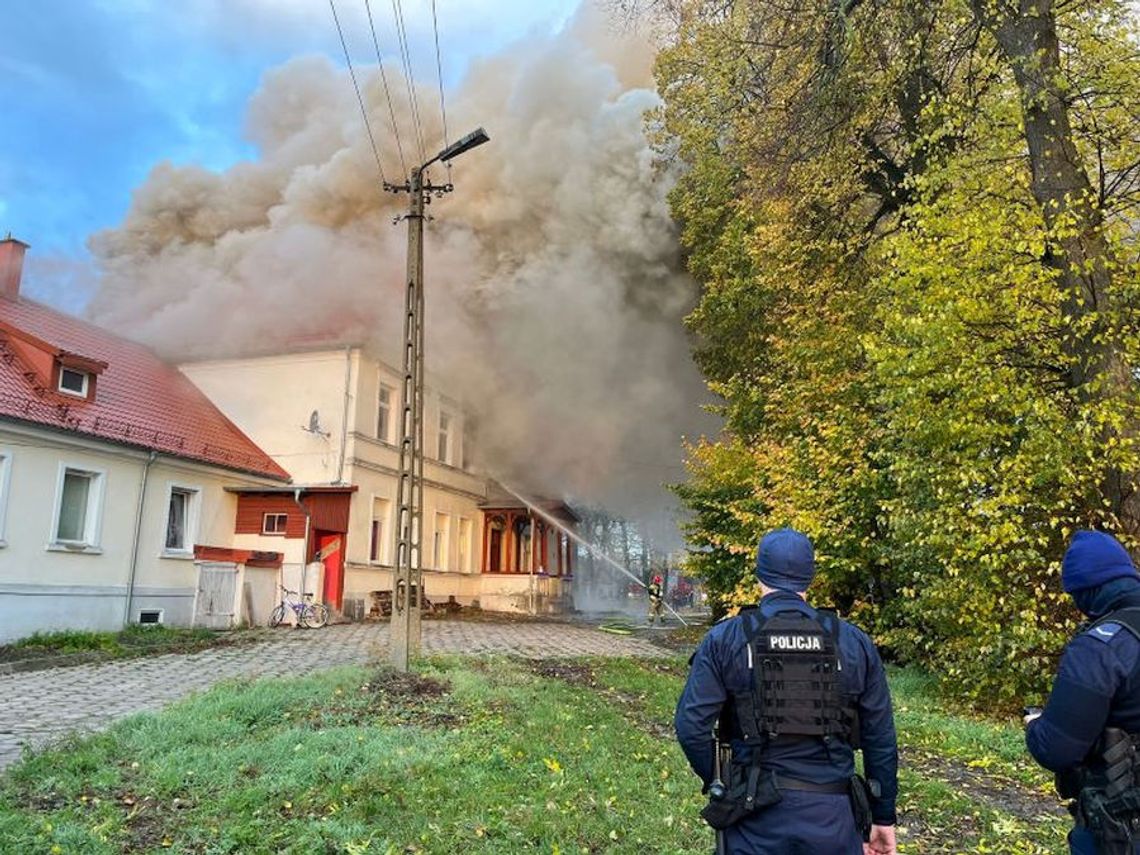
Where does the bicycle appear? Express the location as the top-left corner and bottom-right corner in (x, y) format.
(269, 585), (329, 629)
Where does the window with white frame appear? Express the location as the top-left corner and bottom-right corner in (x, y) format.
(369, 497), (391, 563)
(433, 512), (450, 570)
(0, 452), (10, 545)
(377, 383), (394, 443)
(58, 367), (90, 398)
(262, 512), (288, 535)
(437, 411), (452, 464)
(457, 517), (472, 572)
(53, 466), (104, 547)
(164, 486), (199, 553)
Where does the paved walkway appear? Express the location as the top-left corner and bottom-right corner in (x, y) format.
(0, 620), (666, 771)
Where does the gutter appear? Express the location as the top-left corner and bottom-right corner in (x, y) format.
(335, 346), (353, 485)
(124, 450), (158, 626)
(292, 488), (314, 597)
(0, 415), (289, 482)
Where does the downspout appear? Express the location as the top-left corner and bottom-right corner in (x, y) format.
(335, 346), (352, 485)
(125, 450), (158, 626)
(292, 488), (313, 597)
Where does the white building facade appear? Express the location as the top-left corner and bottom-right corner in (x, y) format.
(0, 236), (290, 642)
(182, 347), (575, 616)
(0, 423), (282, 641)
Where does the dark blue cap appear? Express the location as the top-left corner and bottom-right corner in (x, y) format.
(1062, 530), (1137, 593)
(755, 528), (816, 592)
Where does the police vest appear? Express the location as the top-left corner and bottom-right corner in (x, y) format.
(726, 608), (857, 748)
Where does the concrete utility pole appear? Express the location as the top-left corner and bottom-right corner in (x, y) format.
(388, 129), (490, 672)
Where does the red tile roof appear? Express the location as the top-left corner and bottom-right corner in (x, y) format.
(0, 296), (290, 481)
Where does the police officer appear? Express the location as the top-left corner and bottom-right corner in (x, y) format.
(675, 528), (899, 854)
(1026, 530), (1140, 854)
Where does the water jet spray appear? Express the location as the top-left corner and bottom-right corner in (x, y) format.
(499, 483), (689, 627)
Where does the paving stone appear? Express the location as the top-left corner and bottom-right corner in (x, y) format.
(0, 620), (666, 771)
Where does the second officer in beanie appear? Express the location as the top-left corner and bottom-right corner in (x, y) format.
(675, 528), (899, 854)
(1027, 531), (1140, 854)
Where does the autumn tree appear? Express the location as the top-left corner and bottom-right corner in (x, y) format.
(655, 0), (1140, 703)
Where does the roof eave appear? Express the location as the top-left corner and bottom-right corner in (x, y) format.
(0, 413), (292, 483)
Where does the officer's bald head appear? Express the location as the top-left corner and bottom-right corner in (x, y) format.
(755, 528), (816, 592)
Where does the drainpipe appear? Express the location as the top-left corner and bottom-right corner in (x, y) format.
(335, 346), (353, 485)
(292, 488), (313, 599)
(125, 450), (158, 626)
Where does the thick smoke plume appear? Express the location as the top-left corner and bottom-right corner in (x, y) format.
(87, 6), (713, 538)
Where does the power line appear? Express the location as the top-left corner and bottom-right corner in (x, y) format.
(328, 0), (388, 187)
(363, 0), (408, 179)
(430, 0), (450, 154)
(389, 0), (428, 165)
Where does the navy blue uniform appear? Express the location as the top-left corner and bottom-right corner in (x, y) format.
(1028, 588), (1140, 854)
(675, 590), (899, 854)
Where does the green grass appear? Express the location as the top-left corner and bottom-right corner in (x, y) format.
(0, 659), (708, 854)
(0, 654), (1071, 854)
(886, 668), (1067, 854)
(1, 626), (255, 665)
(889, 668), (1051, 787)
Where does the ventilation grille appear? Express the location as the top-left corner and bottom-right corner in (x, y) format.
(138, 609), (164, 625)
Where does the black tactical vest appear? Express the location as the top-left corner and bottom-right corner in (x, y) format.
(727, 608), (857, 748)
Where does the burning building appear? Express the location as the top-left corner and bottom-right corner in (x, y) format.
(0, 232), (586, 643)
(0, 5), (718, 638)
(180, 346), (578, 617)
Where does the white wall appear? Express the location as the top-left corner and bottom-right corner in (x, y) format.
(341, 479), (487, 609)
(181, 350), (352, 485)
(0, 423), (277, 642)
(182, 348), (503, 615)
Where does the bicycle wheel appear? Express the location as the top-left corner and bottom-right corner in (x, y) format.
(269, 604), (287, 628)
(302, 603), (329, 629)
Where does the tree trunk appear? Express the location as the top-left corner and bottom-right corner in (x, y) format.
(971, 0), (1140, 533)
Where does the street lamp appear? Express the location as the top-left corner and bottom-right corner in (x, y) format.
(430, 127), (490, 167)
(389, 128), (490, 671)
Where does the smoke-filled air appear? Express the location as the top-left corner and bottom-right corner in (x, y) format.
(85, 4), (715, 536)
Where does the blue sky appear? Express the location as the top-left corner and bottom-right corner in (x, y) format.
(0, 0), (580, 308)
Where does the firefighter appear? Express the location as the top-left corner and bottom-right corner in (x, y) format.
(675, 528), (898, 854)
(1026, 530), (1140, 854)
(648, 574), (665, 625)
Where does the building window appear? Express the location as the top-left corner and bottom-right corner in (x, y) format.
(58, 367), (90, 397)
(262, 512), (288, 535)
(164, 486), (199, 553)
(457, 517), (472, 572)
(53, 466), (104, 546)
(433, 512), (450, 570)
(377, 384), (394, 443)
(370, 497), (391, 563)
(438, 412), (452, 464)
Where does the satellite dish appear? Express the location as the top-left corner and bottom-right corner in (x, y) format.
(302, 410), (331, 439)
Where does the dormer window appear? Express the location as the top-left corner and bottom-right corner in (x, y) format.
(58, 367), (90, 397)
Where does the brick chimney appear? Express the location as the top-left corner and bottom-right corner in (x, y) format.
(0, 235), (29, 301)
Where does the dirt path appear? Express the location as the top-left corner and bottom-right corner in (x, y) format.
(900, 745), (1065, 824)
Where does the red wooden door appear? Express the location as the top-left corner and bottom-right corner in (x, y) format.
(314, 531), (344, 608)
